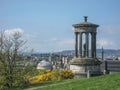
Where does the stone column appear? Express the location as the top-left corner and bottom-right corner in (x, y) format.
(79, 32), (82, 57)
(91, 32), (96, 58)
(102, 47), (104, 60)
(75, 32), (78, 57)
(91, 33), (94, 58)
(94, 32), (96, 58)
(85, 32), (89, 57)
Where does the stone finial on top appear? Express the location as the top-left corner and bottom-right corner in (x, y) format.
(84, 16), (88, 22)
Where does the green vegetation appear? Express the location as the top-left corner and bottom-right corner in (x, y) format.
(11, 72), (120, 90)
(0, 30), (37, 89)
(10, 80), (66, 90)
(0, 31), (26, 89)
(0, 30), (74, 90)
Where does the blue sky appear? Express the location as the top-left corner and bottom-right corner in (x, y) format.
(0, 0), (120, 52)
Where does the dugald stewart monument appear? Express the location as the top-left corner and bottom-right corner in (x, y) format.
(70, 16), (101, 77)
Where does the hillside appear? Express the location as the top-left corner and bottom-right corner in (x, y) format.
(35, 73), (120, 90)
(12, 72), (120, 90)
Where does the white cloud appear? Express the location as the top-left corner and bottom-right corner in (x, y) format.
(26, 36), (75, 52)
(97, 25), (120, 49)
(58, 38), (74, 45)
(46, 38), (74, 51)
(98, 25), (120, 35)
(5, 28), (24, 36)
(97, 38), (114, 48)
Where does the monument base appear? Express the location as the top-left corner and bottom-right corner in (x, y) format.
(70, 57), (101, 78)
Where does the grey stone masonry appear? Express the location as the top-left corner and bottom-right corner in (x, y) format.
(70, 16), (101, 78)
(73, 16), (99, 58)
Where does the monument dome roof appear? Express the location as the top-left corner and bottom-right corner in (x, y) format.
(37, 59), (52, 70)
(73, 16), (99, 27)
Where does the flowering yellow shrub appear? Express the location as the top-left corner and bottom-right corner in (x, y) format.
(28, 69), (74, 83)
(60, 70), (74, 79)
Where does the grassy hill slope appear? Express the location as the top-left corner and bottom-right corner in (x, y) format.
(11, 72), (120, 90)
(36, 73), (120, 90)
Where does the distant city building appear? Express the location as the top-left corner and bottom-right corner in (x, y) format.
(118, 57), (120, 61)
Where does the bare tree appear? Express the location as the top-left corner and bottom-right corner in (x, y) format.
(0, 30), (26, 89)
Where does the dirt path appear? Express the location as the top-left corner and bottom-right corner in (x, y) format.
(24, 81), (72, 90)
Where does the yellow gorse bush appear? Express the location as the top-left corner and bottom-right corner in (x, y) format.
(28, 69), (74, 83)
(60, 70), (74, 79)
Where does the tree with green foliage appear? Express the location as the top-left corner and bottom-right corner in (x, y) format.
(0, 30), (26, 89)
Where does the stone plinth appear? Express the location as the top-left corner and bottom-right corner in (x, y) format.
(70, 58), (101, 77)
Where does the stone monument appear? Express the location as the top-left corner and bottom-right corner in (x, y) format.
(70, 16), (101, 77)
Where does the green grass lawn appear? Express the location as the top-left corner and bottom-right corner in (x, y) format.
(10, 80), (69, 90)
(11, 72), (120, 90)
